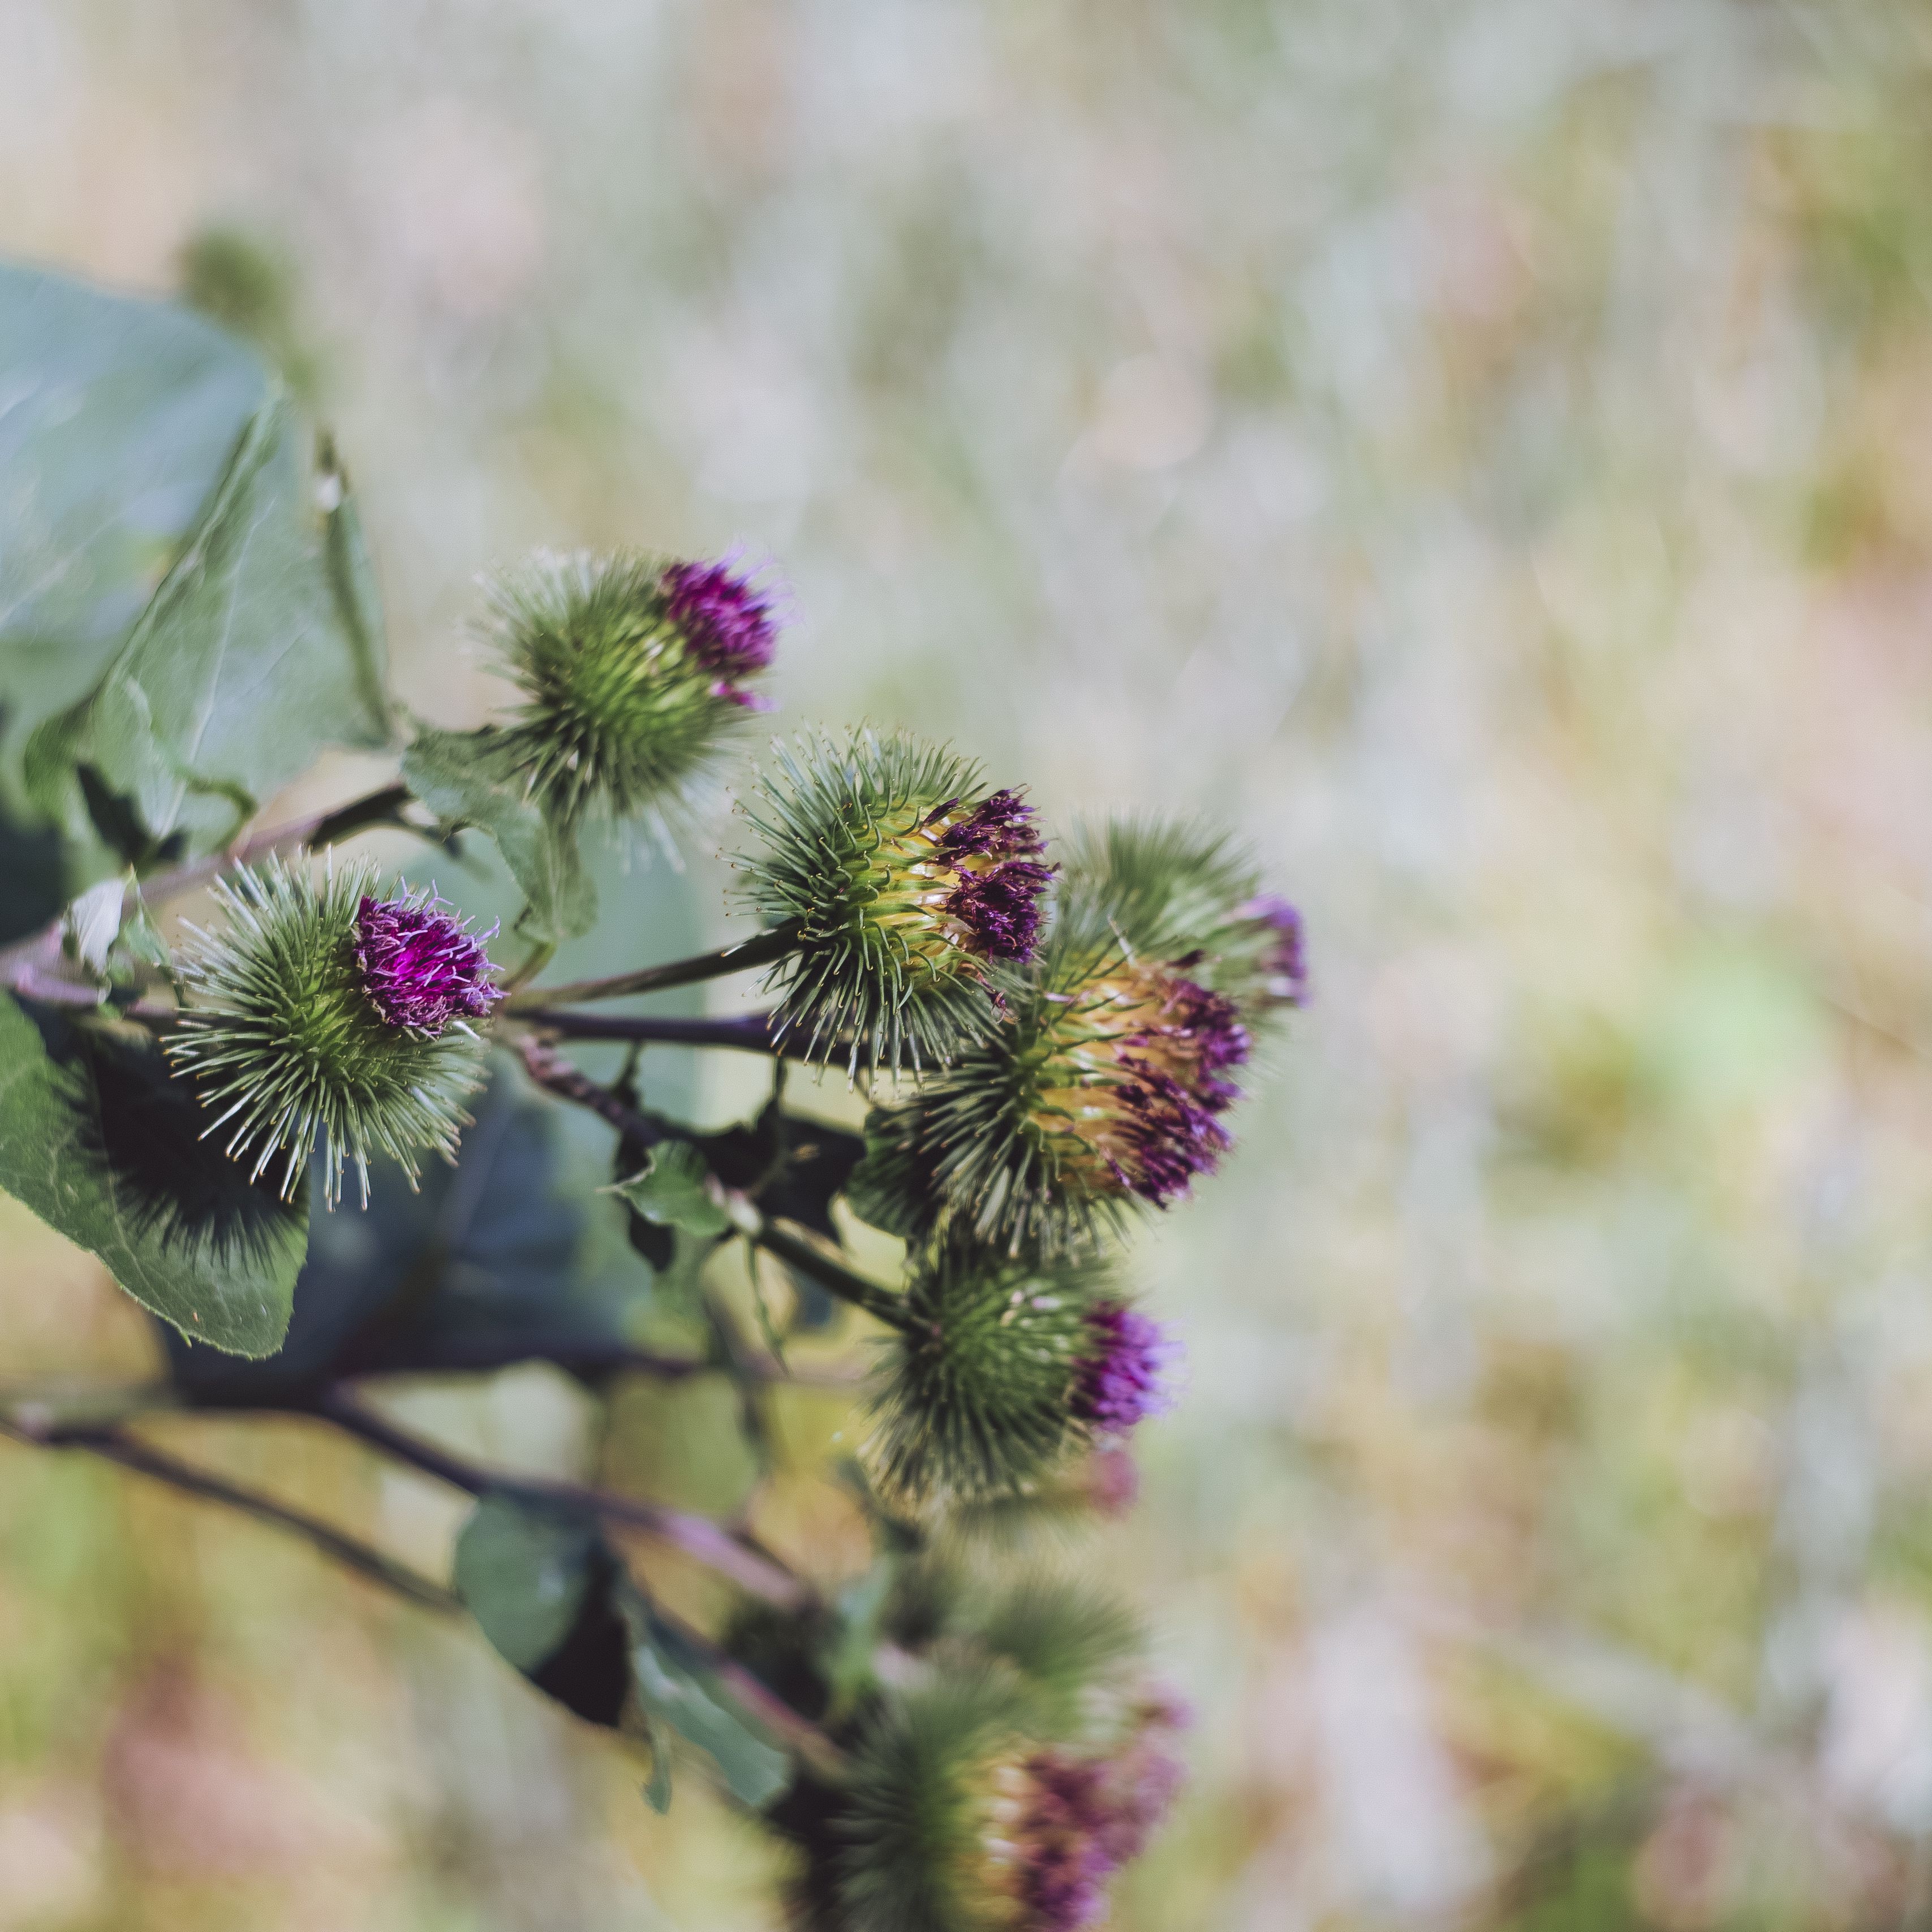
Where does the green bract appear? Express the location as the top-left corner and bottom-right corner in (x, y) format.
(737, 729), (1049, 1073)
(167, 857), (489, 1207)
(484, 550), (769, 826)
(866, 1245), (1107, 1505)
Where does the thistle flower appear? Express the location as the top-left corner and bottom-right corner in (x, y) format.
(166, 858), (496, 1207)
(484, 548), (782, 823)
(838, 1677), (1186, 1932)
(353, 887), (504, 1034)
(866, 1247), (1106, 1506)
(1069, 1302), (1181, 1439)
(1056, 815), (1310, 1023)
(850, 940), (1251, 1253)
(738, 729), (1055, 1072)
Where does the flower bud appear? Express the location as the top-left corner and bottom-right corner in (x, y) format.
(739, 729), (1055, 1072)
(485, 549), (783, 823)
(167, 859), (498, 1207)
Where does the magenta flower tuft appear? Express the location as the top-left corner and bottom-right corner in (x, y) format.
(998, 1708), (1189, 1931)
(1237, 893), (1309, 1008)
(354, 890), (504, 1038)
(660, 556), (780, 708)
(1109, 1066), (1232, 1207)
(1072, 1301), (1181, 1438)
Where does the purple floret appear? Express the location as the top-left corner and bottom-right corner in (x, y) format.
(1237, 893), (1309, 1008)
(1162, 976), (1250, 1107)
(354, 893), (503, 1038)
(1110, 1066), (1231, 1206)
(946, 859), (1055, 962)
(660, 557), (780, 703)
(1072, 1302), (1180, 1438)
(937, 788), (1047, 862)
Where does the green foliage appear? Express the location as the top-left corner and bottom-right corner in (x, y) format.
(610, 1139), (734, 1238)
(402, 726), (596, 943)
(458, 1492), (790, 1813)
(0, 261), (267, 784)
(167, 857), (489, 1207)
(25, 393), (391, 864)
(0, 993), (306, 1355)
(737, 728), (1021, 1072)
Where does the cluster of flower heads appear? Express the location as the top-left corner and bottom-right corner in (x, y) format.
(739, 730), (1056, 1073)
(988, 1706), (1189, 1932)
(485, 549), (784, 823)
(168, 862), (500, 1207)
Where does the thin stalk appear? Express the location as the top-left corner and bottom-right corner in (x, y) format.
(501, 938), (556, 997)
(748, 1217), (909, 1331)
(313, 1388), (811, 1609)
(517, 1008), (825, 1061)
(515, 1036), (666, 1148)
(0, 1415), (460, 1615)
(505, 921), (801, 1013)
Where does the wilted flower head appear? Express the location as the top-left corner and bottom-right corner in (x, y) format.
(167, 858), (493, 1207)
(739, 729), (1055, 1072)
(1070, 1302), (1181, 1439)
(354, 888), (502, 1036)
(484, 548), (784, 823)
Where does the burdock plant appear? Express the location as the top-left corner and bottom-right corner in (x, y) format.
(0, 262), (1311, 1932)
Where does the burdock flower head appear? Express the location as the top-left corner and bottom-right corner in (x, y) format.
(866, 1251), (1177, 1505)
(167, 859), (498, 1207)
(738, 729), (1055, 1072)
(850, 936), (1253, 1253)
(485, 548), (784, 823)
(837, 1675), (1187, 1932)
(1056, 815), (1311, 1023)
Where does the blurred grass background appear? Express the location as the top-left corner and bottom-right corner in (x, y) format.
(6, 0), (1932, 1925)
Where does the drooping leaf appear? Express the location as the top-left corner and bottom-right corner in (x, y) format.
(455, 1492), (793, 1813)
(403, 727), (594, 944)
(24, 395), (393, 863)
(161, 1059), (644, 1401)
(455, 1492), (632, 1728)
(0, 261), (269, 768)
(0, 993), (304, 1355)
(621, 1584), (793, 1810)
(610, 1140), (732, 1240)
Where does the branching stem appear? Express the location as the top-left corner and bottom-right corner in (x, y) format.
(312, 1388), (812, 1608)
(748, 1217), (909, 1331)
(517, 1007), (820, 1060)
(505, 922), (801, 1013)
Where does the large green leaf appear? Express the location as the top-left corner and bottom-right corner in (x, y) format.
(0, 262), (269, 761)
(0, 993), (304, 1355)
(402, 727), (595, 943)
(455, 1491), (791, 1813)
(25, 396), (393, 862)
(610, 1140), (733, 1240)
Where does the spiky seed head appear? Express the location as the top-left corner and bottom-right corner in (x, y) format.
(483, 548), (783, 824)
(849, 937), (1251, 1254)
(866, 1248), (1115, 1506)
(838, 1675), (1186, 1932)
(1055, 815), (1310, 1022)
(166, 858), (496, 1207)
(737, 729), (1055, 1072)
